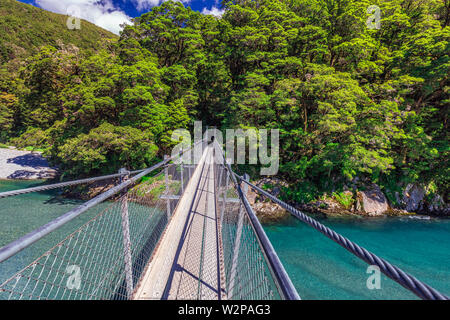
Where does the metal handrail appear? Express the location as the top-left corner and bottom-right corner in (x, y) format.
(213, 141), (301, 300)
(0, 169), (145, 199)
(0, 139), (205, 263)
(237, 176), (449, 301)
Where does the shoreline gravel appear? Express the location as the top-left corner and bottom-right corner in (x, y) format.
(0, 147), (58, 180)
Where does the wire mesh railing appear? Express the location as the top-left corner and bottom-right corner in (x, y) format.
(0, 137), (299, 301)
(234, 175), (449, 301)
(213, 143), (300, 300)
(0, 153), (197, 300)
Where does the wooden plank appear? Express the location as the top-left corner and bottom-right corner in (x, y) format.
(133, 147), (210, 300)
(164, 149), (221, 299)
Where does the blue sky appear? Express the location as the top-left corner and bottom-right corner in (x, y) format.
(17, 0), (224, 34)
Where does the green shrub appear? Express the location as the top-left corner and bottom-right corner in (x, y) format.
(280, 181), (319, 204)
(332, 192), (353, 209)
(57, 123), (158, 177)
(23, 146), (45, 152)
(10, 127), (49, 149)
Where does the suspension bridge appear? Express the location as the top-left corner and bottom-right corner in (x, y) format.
(0, 138), (447, 300)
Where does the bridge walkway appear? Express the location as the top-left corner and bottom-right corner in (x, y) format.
(1, 138), (445, 300)
(134, 145), (224, 300)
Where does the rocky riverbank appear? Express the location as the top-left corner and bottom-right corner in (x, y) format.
(0, 147), (58, 180)
(245, 178), (449, 222)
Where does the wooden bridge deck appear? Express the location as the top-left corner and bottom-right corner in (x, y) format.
(133, 145), (225, 300)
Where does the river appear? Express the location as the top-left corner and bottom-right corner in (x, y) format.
(1, 179), (449, 299)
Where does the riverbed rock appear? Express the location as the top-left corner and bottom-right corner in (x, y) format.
(253, 201), (290, 223)
(403, 184), (425, 212)
(358, 184), (388, 216)
(427, 194), (444, 212)
(246, 185), (290, 223)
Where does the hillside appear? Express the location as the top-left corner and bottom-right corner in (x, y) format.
(0, 0), (117, 64)
(0, 0), (448, 214)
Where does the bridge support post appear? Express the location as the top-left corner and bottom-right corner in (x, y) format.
(227, 173), (249, 298)
(216, 162), (223, 220)
(180, 149), (184, 194)
(219, 169), (229, 228)
(164, 155), (171, 219)
(119, 168), (134, 299)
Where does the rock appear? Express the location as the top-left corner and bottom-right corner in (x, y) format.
(385, 208), (412, 216)
(272, 186), (281, 197)
(428, 194), (444, 212)
(253, 201), (290, 223)
(246, 187), (258, 205)
(321, 198), (341, 211)
(403, 184), (425, 212)
(358, 184), (388, 216)
(0, 148), (58, 180)
(245, 183), (289, 223)
(355, 196), (362, 212)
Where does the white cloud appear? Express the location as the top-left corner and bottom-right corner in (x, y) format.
(132, 0), (161, 11)
(201, 6), (224, 17)
(132, 0), (191, 12)
(36, 0), (132, 35)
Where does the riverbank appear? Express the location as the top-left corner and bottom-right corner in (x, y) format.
(248, 178), (449, 222)
(0, 147), (58, 180)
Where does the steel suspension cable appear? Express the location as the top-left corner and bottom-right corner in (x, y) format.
(0, 139), (205, 263)
(235, 175), (449, 300)
(0, 169), (146, 199)
(213, 141), (300, 300)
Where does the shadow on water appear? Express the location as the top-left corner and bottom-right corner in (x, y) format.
(0, 178), (66, 195)
(42, 195), (82, 206)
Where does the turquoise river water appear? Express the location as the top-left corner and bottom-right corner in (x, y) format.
(0, 179), (449, 300)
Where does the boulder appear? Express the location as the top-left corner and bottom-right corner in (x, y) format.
(253, 201), (290, 223)
(358, 184), (388, 216)
(245, 184), (289, 222)
(428, 194), (444, 212)
(403, 184), (425, 212)
(246, 187), (258, 205)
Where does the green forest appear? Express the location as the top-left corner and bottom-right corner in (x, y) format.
(0, 0), (448, 206)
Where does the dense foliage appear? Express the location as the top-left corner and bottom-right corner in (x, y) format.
(0, 0), (116, 64)
(0, 0), (448, 203)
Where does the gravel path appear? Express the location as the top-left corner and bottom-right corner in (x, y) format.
(0, 148), (58, 179)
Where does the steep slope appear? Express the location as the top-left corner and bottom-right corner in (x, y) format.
(0, 0), (118, 64)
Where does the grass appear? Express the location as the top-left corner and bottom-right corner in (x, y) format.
(134, 174), (181, 201)
(332, 191), (354, 210)
(141, 174), (164, 183)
